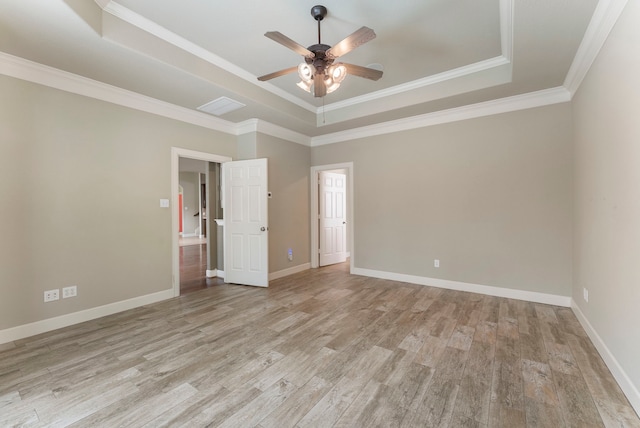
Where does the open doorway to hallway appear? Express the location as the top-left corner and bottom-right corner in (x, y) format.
(178, 158), (213, 294)
(172, 148), (271, 295)
(175, 152), (227, 295)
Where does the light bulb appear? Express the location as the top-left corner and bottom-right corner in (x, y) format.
(297, 63), (313, 82)
(325, 75), (341, 94)
(297, 80), (311, 93)
(331, 64), (347, 84)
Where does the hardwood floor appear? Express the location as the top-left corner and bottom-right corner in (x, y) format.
(1, 262), (639, 427)
(180, 243), (224, 295)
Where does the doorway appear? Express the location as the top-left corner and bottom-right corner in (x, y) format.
(171, 148), (231, 297)
(177, 157), (223, 294)
(310, 162), (354, 272)
(318, 170), (347, 266)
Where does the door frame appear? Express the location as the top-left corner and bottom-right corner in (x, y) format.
(171, 147), (232, 297)
(310, 162), (354, 271)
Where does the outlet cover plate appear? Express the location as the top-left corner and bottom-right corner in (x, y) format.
(44, 289), (60, 302)
(63, 285), (78, 298)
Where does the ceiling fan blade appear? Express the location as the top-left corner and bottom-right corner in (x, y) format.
(326, 27), (376, 59)
(264, 31), (314, 58)
(257, 66), (298, 82)
(313, 74), (326, 97)
(342, 63), (383, 81)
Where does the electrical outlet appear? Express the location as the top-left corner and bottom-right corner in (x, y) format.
(434, 259), (440, 268)
(287, 248), (293, 261)
(63, 285), (77, 298)
(44, 289), (59, 302)
(583, 288), (589, 302)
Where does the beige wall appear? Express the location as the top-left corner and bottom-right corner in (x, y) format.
(237, 132), (257, 160)
(0, 75), (235, 330)
(572, 1), (640, 393)
(312, 104), (574, 296)
(178, 171), (199, 235)
(256, 133), (311, 273)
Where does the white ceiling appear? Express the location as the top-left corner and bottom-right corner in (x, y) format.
(0, 0), (600, 138)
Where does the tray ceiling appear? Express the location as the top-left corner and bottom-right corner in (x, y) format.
(0, 0), (600, 138)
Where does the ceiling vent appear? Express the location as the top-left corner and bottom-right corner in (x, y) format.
(197, 96), (246, 116)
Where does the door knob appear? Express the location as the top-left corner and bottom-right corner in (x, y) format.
(260, 227), (266, 231)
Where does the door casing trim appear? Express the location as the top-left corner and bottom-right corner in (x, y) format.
(171, 147), (232, 297)
(310, 162), (354, 271)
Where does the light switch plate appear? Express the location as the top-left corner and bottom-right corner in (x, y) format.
(160, 199), (170, 208)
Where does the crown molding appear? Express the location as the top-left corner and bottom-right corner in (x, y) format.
(564, 0), (629, 96)
(235, 119), (261, 136)
(1, 50), (571, 148)
(500, 0), (514, 61)
(97, 1), (317, 113)
(2, 0), (627, 148)
(0, 51), (237, 135)
(236, 119), (311, 146)
(322, 56), (510, 114)
(320, 0), (514, 114)
(311, 87), (571, 147)
(97, 1), (515, 121)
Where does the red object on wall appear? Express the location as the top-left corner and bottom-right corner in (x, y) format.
(178, 193), (183, 233)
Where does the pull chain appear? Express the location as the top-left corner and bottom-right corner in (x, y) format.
(322, 97), (326, 124)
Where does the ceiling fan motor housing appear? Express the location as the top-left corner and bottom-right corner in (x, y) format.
(306, 43), (333, 74)
(311, 5), (327, 21)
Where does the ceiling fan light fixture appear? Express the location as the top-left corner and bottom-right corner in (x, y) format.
(326, 82), (340, 94)
(258, 5), (382, 98)
(324, 75), (341, 94)
(298, 63), (314, 82)
(297, 80), (312, 92)
(330, 64), (347, 84)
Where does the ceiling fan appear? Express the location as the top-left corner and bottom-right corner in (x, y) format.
(258, 5), (383, 97)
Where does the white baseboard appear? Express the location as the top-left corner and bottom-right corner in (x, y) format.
(351, 267), (572, 307)
(571, 301), (640, 415)
(212, 264), (309, 283)
(0, 289), (174, 345)
(269, 263), (311, 281)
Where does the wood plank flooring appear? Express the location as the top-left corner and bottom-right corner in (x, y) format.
(180, 243), (224, 295)
(2, 262), (639, 427)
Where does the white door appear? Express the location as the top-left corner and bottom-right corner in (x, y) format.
(319, 171), (347, 266)
(223, 158), (269, 287)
